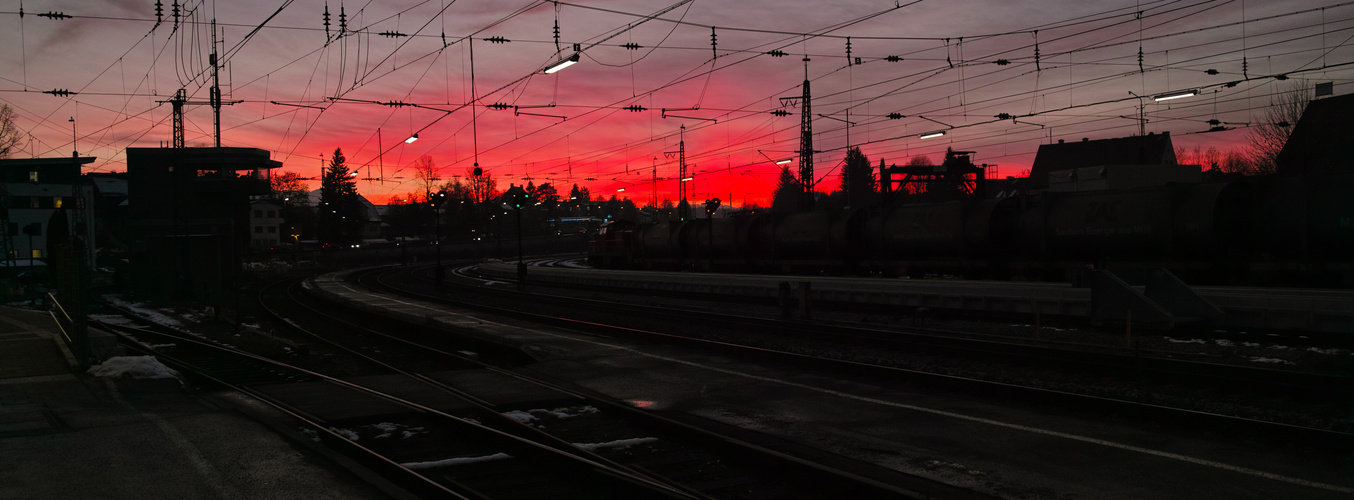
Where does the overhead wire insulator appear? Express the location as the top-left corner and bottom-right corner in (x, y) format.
(1138, 47), (1143, 73)
(995, 59), (1009, 65)
(1207, 119), (1221, 126)
(339, 5), (347, 34)
(485, 36), (509, 43)
(711, 27), (717, 59)
(887, 113), (903, 119)
(323, 4), (330, 39)
(43, 89), (75, 97)
(172, 1), (179, 26)
(995, 113), (1012, 120)
(380, 100), (412, 107)
(622, 43), (641, 50)
(379, 31), (408, 38)
(155, 0), (163, 24)
(767, 50), (787, 57)
(486, 103), (512, 110)
(1033, 30), (1040, 72)
(1205, 69), (1219, 75)
(885, 55), (901, 62)
(623, 105), (646, 112)
(37, 11), (72, 19)
(771, 110), (790, 117)
(845, 37), (852, 65)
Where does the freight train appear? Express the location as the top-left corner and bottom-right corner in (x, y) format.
(590, 171), (1354, 286)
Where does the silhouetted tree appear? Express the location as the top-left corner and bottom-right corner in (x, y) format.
(839, 147), (875, 208)
(318, 148), (363, 244)
(770, 166), (804, 213)
(0, 104), (25, 159)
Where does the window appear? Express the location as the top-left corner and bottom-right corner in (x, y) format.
(267, 210), (276, 218)
(254, 226), (263, 233)
(30, 249), (41, 259)
(30, 197), (39, 208)
(28, 171), (38, 183)
(53, 198), (63, 209)
(254, 210), (262, 218)
(267, 226), (276, 233)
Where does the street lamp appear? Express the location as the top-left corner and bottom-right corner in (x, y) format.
(919, 131), (945, 139)
(405, 133), (419, 143)
(544, 53), (580, 74)
(1153, 89), (1198, 102)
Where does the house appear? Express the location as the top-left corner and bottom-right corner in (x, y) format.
(1275, 92), (1354, 175)
(249, 200), (283, 248)
(1028, 132), (1182, 190)
(0, 156), (98, 267)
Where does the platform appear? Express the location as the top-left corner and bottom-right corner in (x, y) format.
(0, 306), (392, 499)
(475, 263), (1354, 334)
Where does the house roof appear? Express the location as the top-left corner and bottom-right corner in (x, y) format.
(1275, 92), (1354, 175)
(1028, 132), (1178, 188)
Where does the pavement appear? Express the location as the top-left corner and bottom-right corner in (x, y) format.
(0, 305), (394, 500)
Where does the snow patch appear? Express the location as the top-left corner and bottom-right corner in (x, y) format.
(87, 356), (180, 380)
(1249, 357), (1295, 365)
(105, 297), (186, 327)
(503, 406), (599, 424)
(402, 453), (513, 470)
(329, 427), (360, 441)
(367, 422), (427, 439)
(502, 410), (537, 423)
(1306, 347), (1345, 355)
(573, 437), (658, 451)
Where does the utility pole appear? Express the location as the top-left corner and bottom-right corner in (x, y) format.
(211, 20), (221, 147)
(678, 126), (688, 219)
(664, 127), (689, 220)
(798, 60), (814, 211)
(160, 20), (239, 148)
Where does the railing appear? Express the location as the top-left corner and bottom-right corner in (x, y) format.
(47, 291), (89, 369)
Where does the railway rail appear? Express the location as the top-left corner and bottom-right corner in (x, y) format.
(465, 262), (1353, 399)
(92, 311), (709, 500)
(250, 276), (929, 499)
(358, 263), (1352, 450)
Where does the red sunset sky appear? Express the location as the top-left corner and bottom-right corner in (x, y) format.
(2, 0), (1350, 206)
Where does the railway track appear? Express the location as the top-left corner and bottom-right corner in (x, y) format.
(257, 276), (934, 499)
(93, 311), (714, 500)
(356, 263), (1352, 451)
(464, 262), (1352, 400)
